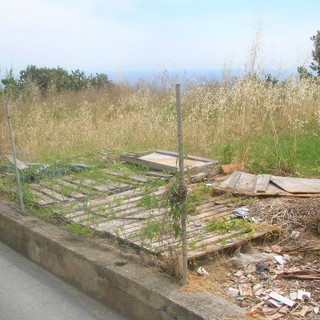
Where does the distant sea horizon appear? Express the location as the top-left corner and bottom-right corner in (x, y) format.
(104, 69), (297, 84)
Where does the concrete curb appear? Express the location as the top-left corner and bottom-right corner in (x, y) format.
(0, 201), (245, 320)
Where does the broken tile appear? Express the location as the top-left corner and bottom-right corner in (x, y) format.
(271, 245), (282, 254)
(255, 289), (263, 296)
(234, 270), (244, 277)
(268, 292), (295, 307)
(228, 287), (239, 297)
(239, 283), (253, 296)
(220, 163), (245, 174)
(299, 305), (310, 317)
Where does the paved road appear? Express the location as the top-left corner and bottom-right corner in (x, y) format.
(0, 241), (130, 320)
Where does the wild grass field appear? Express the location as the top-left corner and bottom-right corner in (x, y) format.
(0, 75), (319, 176)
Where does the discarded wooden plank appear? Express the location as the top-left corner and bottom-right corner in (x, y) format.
(5, 155), (28, 170)
(219, 171), (242, 190)
(254, 174), (271, 193)
(40, 182), (86, 200)
(145, 171), (173, 178)
(279, 269), (320, 280)
(121, 150), (217, 172)
(271, 176), (320, 194)
(235, 173), (257, 193)
(30, 184), (70, 202)
(29, 190), (57, 206)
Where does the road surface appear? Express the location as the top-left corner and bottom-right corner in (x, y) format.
(0, 241), (131, 320)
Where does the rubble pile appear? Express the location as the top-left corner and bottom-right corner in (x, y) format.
(225, 245), (320, 319)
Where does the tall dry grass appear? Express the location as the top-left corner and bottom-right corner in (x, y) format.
(0, 76), (319, 174)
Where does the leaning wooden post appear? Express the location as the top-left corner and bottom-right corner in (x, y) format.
(175, 84), (188, 285)
(6, 104), (25, 212)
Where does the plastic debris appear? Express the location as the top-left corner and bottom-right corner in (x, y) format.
(196, 267), (209, 276)
(194, 220), (202, 227)
(232, 207), (260, 222)
(297, 290), (311, 301)
(256, 263), (270, 274)
(273, 255), (286, 266)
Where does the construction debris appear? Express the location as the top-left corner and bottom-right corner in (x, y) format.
(217, 171), (320, 197)
(4, 155), (29, 170)
(121, 150), (218, 172)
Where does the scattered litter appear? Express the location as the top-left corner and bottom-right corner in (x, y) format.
(239, 283), (253, 296)
(232, 207), (260, 223)
(194, 220), (203, 227)
(291, 230), (300, 238)
(297, 290), (311, 301)
(5, 155), (29, 170)
(228, 248), (274, 268)
(256, 263), (270, 274)
(268, 298), (283, 308)
(314, 306), (319, 314)
(268, 292), (295, 307)
(289, 292), (298, 300)
(196, 267), (209, 276)
(228, 287), (239, 297)
(273, 255), (286, 266)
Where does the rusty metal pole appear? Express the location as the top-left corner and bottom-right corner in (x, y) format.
(175, 84), (188, 285)
(6, 104), (25, 212)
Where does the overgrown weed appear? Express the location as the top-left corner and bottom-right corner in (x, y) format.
(1, 76), (319, 176)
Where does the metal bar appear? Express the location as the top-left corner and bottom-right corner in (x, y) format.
(5, 104), (25, 212)
(175, 84), (188, 286)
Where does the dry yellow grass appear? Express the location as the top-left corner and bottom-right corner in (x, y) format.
(0, 77), (319, 174)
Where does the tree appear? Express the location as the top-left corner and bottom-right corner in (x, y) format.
(310, 30), (320, 76)
(298, 30), (320, 79)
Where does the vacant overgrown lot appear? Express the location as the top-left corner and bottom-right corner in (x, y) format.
(0, 76), (319, 176)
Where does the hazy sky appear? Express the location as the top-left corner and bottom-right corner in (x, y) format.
(1, 0), (319, 76)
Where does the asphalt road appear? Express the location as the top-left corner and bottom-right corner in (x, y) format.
(0, 241), (130, 320)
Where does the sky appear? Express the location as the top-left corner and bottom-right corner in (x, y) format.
(0, 0), (319, 80)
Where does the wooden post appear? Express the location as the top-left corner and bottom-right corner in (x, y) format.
(175, 84), (188, 285)
(6, 104), (25, 212)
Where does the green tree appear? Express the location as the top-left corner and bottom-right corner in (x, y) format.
(310, 30), (320, 76)
(298, 30), (320, 79)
